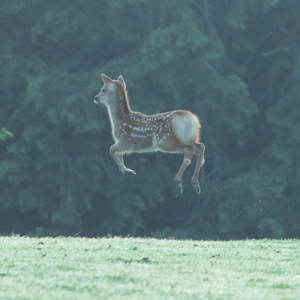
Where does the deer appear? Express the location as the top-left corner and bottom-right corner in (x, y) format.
(94, 74), (205, 194)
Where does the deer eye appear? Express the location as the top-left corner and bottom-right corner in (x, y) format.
(101, 88), (106, 93)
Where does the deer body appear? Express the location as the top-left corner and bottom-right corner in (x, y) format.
(94, 74), (205, 194)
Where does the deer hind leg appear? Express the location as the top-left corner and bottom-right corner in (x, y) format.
(191, 143), (205, 194)
(174, 148), (194, 193)
(110, 144), (136, 176)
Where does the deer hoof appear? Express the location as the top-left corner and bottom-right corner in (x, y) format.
(175, 180), (183, 193)
(123, 168), (136, 176)
(192, 181), (201, 194)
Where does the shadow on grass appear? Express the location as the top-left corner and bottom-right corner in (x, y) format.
(106, 257), (154, 264)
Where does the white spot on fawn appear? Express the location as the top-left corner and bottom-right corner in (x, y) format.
(131, 133), (147, 138)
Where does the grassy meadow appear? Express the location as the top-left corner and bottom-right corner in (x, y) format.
(0, 236), (299, 299)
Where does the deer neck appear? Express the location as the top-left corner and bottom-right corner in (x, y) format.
(105, 86), (131, 128)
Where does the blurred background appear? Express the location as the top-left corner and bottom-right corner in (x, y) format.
(0, 0), (299, 239)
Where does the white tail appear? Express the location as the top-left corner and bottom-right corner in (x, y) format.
(94, 74), (205, 194)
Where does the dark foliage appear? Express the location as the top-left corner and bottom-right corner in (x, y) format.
(0, 0), (299, 239)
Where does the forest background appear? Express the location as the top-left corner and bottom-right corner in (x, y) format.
(0, 0), (299, 240)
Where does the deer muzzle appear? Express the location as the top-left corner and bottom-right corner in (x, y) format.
(94, 96), (100, 105)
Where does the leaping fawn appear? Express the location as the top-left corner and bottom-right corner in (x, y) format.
(94, 74), (205, 194)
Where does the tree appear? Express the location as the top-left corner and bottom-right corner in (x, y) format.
(0, 0), (299, 239)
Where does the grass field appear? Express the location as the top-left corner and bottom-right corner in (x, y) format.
(0, 236), (299, 299)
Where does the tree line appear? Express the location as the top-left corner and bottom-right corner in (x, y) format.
(0, 0), (299, 239)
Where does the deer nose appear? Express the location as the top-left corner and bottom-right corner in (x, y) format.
(94, 96), (100, 104)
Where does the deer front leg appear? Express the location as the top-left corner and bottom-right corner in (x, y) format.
(109, 144), (136, 176)
(174, 150), (193, 193)
(191, 143), (205, 194)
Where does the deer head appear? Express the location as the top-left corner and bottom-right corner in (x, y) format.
(94, 74), (115, 106)
(94, 74), (127, 106)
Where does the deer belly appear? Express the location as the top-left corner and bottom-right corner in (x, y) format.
(131, 134), (160, 153)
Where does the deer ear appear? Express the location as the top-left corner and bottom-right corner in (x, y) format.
(118, 75), (126, 89)
(101, 73), (113, 86)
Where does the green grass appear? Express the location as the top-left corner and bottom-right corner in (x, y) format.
(0, 237), (299, 299)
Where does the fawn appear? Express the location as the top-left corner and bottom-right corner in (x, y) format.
(94, 74), (205, 194)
